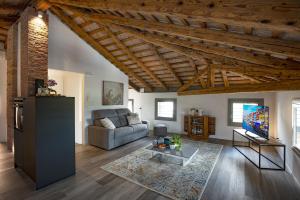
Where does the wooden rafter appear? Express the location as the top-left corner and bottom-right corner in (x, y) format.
(211, 64), (300, 78)
(229, 71), (261, 84)
(50, 6), (152, 91)
(129, 81), (140, 92)
(177, 67), (207, 92)
(207, 65), (215, 88)
(48, 0), (300, 34)
(221, 70), (229, 87)
(102, 26), (167, 90)
(55, 6), (300, 60)
(0, 27), (8, 35)
(0, 17), (17, 27)
(148, 44), (183, 86)
(177, 80), (300, 96)
(0, 6), (21, 15)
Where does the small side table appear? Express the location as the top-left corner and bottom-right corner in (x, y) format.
(154, 124), (167, 137)
(233, 129), (285, 170)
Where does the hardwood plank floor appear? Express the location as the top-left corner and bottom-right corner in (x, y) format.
(0, 138), (300, 200)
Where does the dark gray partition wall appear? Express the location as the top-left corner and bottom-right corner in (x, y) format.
(17, 97), (75, 189)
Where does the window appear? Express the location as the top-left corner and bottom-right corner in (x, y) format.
(155, 98), (177, 121)
(128, 99), (134, 112)
(228, 98), (264, 126)
(293, 100), (300, 149)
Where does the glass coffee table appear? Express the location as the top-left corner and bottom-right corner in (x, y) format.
(144, 143), (199, 166)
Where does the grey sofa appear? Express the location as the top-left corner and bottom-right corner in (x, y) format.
(88, 108), (149, 150)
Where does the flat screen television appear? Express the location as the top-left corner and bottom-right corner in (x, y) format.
(242, 105), (269, 139)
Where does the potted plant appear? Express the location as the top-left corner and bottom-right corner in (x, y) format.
(171, 134), (182, 150)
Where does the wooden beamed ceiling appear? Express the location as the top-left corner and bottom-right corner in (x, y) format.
(0, 0), (31, 45)
(41, 0), (300, 94)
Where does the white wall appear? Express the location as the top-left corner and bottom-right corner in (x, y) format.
(0, 50), (7, 142)
(48, 12), (128, 143)
(129, 89), (276, 140)
(276, 91), (300, 184)
(48, 69), (84, 144)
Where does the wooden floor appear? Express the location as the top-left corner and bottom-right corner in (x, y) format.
(0, 138), (300, 200)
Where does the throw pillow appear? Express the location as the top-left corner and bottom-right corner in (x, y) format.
(127, 113), (142, 125)
(100, 118), (116, 129)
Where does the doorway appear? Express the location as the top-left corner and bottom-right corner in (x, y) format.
(48, 69), (85, 144)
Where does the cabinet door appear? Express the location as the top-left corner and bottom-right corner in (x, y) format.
(14, 129), (24, 168)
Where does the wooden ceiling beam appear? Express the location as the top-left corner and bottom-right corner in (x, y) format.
(148, 44), (183, 86)
(103, 26), (167, 90)
(0, 27), (8, 35)
(110, 26), (289, 71)
(229, 71), (261, 84)
(0, 6), (21, 15)
(129, 81), (140, 92)
(207, 65), (215, 88)
(50, 6), (152, 91)
(59, 6), (300, 60)
(48, 0), (300, 34)
(178, 80), (300, 96)
(177, 67), (207, 92)
(212, 64), (300, 77)
(0, 17), (17, 27)
(221, 70), (229, 87)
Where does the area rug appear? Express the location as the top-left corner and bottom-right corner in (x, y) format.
(101, 140), (223, 200)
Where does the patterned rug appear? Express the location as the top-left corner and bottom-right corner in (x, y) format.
(101, 140), (223, 200)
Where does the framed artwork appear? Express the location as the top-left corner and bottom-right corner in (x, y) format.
(102, 81), (124, 105)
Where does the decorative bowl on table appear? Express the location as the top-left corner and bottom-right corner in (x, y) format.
(158, 144), (166, 150)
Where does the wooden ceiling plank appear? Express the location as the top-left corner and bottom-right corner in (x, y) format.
(103, 26), (167, 89)
(178, 80), (300, 96)
(50, 6), (152, 91)
(58, 6), (300, 60)
(48, 0), (300, 34)
(148, 44), (183, 86)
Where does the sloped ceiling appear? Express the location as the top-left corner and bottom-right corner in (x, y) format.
(3, 0), (300, 95)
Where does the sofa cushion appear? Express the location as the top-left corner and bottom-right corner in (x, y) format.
(118, 115), (128, 127)
(130, 124), (147, 132)
(116, 108), (131, 116)
(108, 116), (121, 128)
(93, 109), (117, 119)
(114, 126), (134, 138)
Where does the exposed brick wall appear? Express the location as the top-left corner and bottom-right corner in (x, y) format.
(20, 7), (48, 97)
(6, 24), (18, 151)
(5, 7), (49, 150)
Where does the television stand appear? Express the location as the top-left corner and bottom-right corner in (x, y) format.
(233, 129), (285, 170)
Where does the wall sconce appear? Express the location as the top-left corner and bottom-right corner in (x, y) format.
(37, 11), (44, 19)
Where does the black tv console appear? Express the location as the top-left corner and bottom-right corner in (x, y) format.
(232, 129), (285, 170)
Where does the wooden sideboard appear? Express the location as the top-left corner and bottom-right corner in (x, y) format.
(184, 115), (215, 140)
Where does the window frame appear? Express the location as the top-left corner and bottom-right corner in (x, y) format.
(228, 98), (264, 127)
(155, 98), (177, 121)
(292, 100), (300, 150)
(128, 99), (134, 113)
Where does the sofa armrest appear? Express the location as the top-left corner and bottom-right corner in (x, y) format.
(142, 120), (150, 130)
(88, 126), (115, 150)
